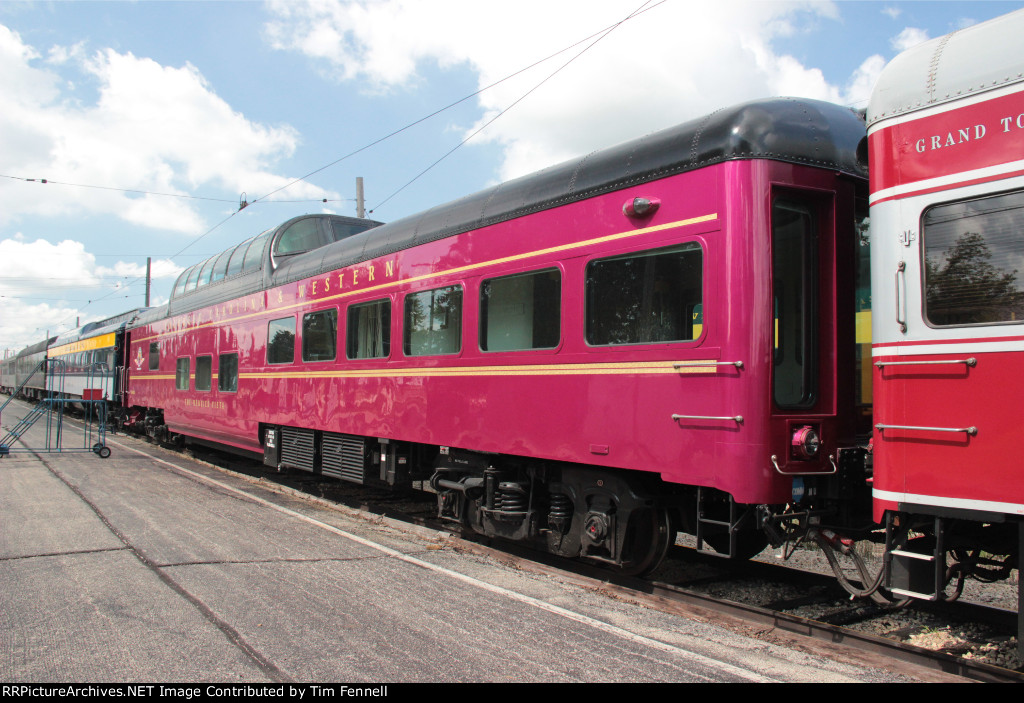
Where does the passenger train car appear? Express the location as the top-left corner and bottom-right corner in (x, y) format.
(4, 8), (1023, 611)
(867, 10), (1024, 599)
(43, 310), (147, 409)
(1, 337), (56, 400)
(124, 97), (868, 573)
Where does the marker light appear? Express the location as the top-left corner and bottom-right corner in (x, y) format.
(791, 425), (821, 460)
(622, 196), (661, 218)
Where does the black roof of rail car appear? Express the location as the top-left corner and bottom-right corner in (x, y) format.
(272, 97), (867, 287)
(149, 97), (864, 323)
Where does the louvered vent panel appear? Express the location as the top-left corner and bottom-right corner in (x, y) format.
(280, 427), (316, 472)
(322, 432), (368, 484)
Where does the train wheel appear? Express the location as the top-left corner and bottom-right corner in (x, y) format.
(618, 508), (675, 577)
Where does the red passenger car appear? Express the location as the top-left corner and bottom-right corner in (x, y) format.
(868, 10), (1024, 599)
(123, 97), (869, 574)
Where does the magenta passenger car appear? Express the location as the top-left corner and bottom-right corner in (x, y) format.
(124, 97), (868, 573)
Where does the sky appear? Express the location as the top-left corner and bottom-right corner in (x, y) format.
(1, 0), (1021, 354)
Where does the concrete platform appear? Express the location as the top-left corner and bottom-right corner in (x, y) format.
(0, 400), (922, 683)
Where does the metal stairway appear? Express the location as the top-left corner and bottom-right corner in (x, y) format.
(0, 358), (110, 458)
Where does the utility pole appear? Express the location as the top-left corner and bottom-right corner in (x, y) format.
(356, 177), (365, 219)
(145, 257), (151, 307)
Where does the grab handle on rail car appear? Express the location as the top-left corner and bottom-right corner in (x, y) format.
(875, 357), (976, 369)
(771, 454), (838, 476)
(672, 361), (744, 370)
(875, 424), (978, 436)
(895, 261), (907, 333)
(671, 414), (743, 423)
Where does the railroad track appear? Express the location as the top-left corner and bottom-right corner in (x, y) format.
(177, 438), (1024, 682)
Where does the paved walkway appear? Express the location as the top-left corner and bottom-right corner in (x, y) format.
(1, 401), (921, 683)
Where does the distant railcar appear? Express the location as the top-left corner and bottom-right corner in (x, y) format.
(45, 309), (147, 409)
(0, 355), (16, 394)
(11, 337), (57, 400)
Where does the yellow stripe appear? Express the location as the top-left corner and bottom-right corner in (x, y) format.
(135, 213), (718, 343)
(49, 332), (117, 358)
(237, 360), (718, 380)
(132, 360), (720, 382)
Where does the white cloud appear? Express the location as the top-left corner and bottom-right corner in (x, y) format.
(891, 27), (930, 52)
(0, 237), (178, 350)
(96, 258), (183, 280)
(0, 238), (97, 349)
(0, 25), (335, 234)
(0, 238), (101, 292)
(264, 0), (868, 180)
(844, 54), (887, 108)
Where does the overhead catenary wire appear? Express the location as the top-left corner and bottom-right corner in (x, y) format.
(7, 4), (666, 339)
(153, 3), (667, 281)
(247, 1), (666, 210)
(0, 4), (665, 218)
(370, 0), (658, 214)
(0, 173), (352, 206)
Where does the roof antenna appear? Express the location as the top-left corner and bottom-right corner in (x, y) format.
(239, 192), (248, 211)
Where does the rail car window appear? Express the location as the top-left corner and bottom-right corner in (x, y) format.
(480, 269), (561, 351)
(268, 317), (296, 364)
(172, 271), (189, 298)
(226, 239), (251, 277)
(772, 200), (819, 409)
(211, 249), (233, 283)
(585, 243), (703, 345)
(243, 231), (271, 272)
(149, 343), (159, 370)
(195, 356), (212, 391)
(923, 190), (1024, 326)
(302, 309), (338, 362)
(219, 353), (238, 392)
(347, 299), (391, 359)
(276, 219), (322, 256)
(184, 266), (202, 293)
(197, 257), (216, 288)
(175, 358), (190, 391)
(404, 286), (463, 356)
(331, 220), (372, 242)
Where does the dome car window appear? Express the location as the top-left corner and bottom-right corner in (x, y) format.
(226, 239), (252, 277)
(211, 249), (233, 283)
(275, 219), (323, 256)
